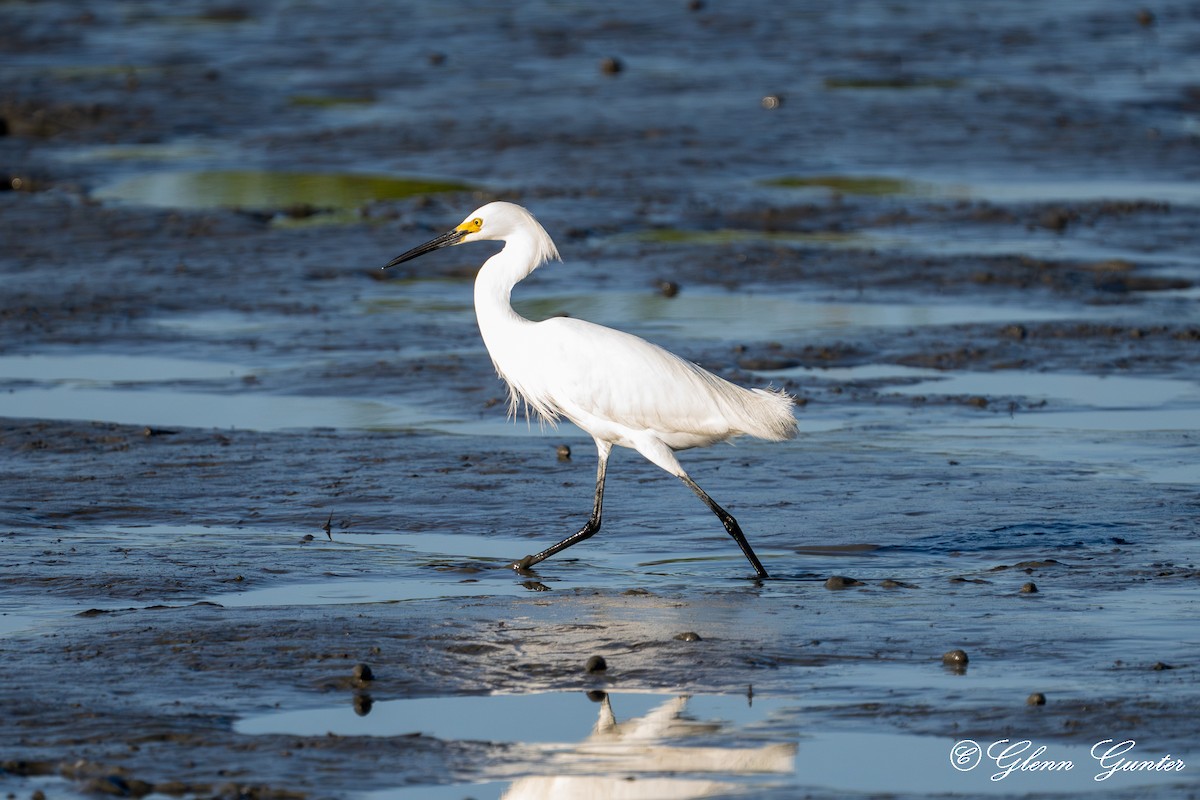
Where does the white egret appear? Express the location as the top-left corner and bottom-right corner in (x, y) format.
(384, 202), (797, 578)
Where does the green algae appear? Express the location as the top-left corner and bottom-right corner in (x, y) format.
(760, 175), (927, 196)
(288, 95), (376, 108)
(93, 170), (475, 221)
(632, 228), (859, 246)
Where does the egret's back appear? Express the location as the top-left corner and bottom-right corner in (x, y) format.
(500, 316), (798, 450)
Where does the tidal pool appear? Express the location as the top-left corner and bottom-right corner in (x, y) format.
(763, 174), (1200, 206)
(0, 386), (466, 433)
(92, 170), (474, 217)
(235, 690), (1193, 799)
(0, 353), (251, 383)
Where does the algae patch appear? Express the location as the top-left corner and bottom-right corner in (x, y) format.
(93, 171), (474, 219)
(632, 228), (858, 246)
(288, 95), (375, 108)
(760, 175), (928, 197)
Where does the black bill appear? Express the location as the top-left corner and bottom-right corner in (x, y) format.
(383, 228), (465, 269)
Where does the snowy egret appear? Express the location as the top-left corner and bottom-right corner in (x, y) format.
(384, 202), (797, 578)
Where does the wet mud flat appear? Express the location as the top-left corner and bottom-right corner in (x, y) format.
(3, 1), (1200, 798)
(1, 421), (1198, 799)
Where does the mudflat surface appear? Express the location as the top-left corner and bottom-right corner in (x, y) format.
(1, 2), (1198, 798)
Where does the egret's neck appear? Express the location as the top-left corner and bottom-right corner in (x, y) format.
(473, 233), (546, 337)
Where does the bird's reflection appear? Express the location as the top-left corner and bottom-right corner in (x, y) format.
(500, 692), (795, 800)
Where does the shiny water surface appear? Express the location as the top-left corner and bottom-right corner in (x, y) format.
(235, 690), (1192, 799)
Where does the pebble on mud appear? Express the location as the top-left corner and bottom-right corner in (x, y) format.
(600, 57), (622, 75)
(761, 94), (783, 110)
(1000, 324), (1028, 340)
(674, 631), (702, 642)
(1038, 207), (1076, 231)
(556, 443), (571, 461)
(942, 649), (970, 666)
(352, 663), (374, 682)
(825, 575), (864, 590)
(657, 280), (680, 298)
(1020, 581), (1039, 593)
(585, 655), (607, 673)
(83, 775), (152, 797)
(880, 579), (918, 589)
(141, 426), (177, 437)
(1027, 692), (1047, 706)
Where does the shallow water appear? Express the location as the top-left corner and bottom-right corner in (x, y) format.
(766, 174), (1200, 206)
(237, 689), (1194, 799)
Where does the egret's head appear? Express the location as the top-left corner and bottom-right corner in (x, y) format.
(383, 202), (559, 270)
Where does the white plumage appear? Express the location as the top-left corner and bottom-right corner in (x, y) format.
(386, 201), (797, 577)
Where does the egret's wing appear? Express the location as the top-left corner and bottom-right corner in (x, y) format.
(531, 317), (751, 439)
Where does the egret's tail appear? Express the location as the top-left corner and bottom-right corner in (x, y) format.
(746, 386), (800, 441)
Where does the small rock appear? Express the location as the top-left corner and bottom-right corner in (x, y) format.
(824, 575), (864, 590)
(1000, 324), (1027, 340)
(352, 663), (374, 682)
(657, 280), (679, 298)
(585, 655), (607, 673)
(1027, 692), (1047, 706)
(761, 94), (783, 110)
(283, 202), (321, 220)
(142, 426), (177, 437)
(880, 578), (918, 589)
(1152, 661), (1174, 671)
(599, 57), (622, 75)
(942, 649), (969, 666)
(674, 631), (702, 642)
(82, 776), (131, 797)
(1038, 207), (1075, 231)
(556, 444), (571, 461)
(1020, 581), (1039, 594)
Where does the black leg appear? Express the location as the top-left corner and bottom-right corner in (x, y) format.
(678, 474), (769, 579)
(511, 442), (611, 572)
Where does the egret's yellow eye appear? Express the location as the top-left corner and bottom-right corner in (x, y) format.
(472, 217), (483, 229)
